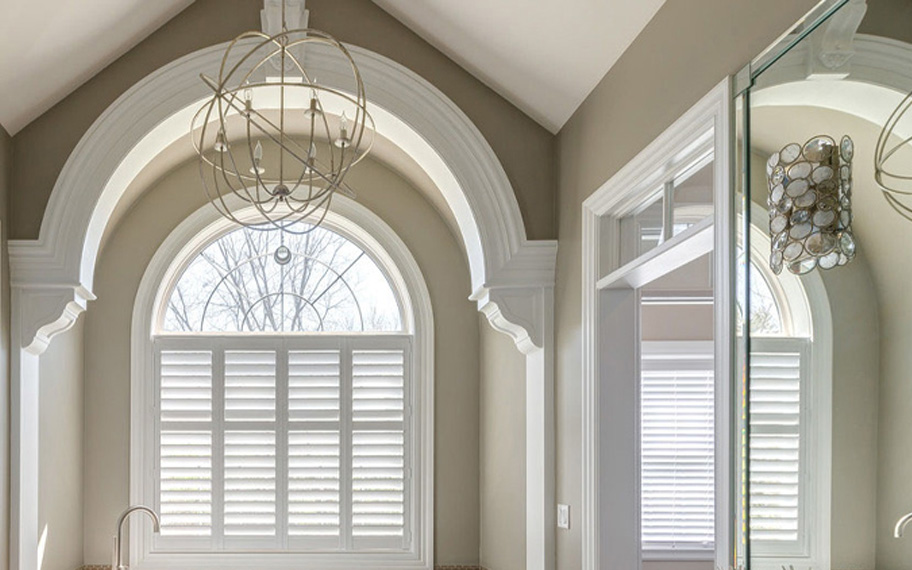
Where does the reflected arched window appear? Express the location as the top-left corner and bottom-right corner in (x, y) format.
(163, 223), (402, 333)
(736, 260), (785, 336)
(742, 222), (829, 568)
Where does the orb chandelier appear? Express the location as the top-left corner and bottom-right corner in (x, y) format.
(766, 135), (856, 275)
(192, 0), (373, 234)
(875, 89), (912, 220)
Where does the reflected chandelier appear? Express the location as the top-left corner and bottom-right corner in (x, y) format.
(766, 135), (856, 275)
(875, 89), (912, 220)
(192, 0), (373, 234)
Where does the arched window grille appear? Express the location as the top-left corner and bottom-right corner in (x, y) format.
(163, 222), (403, 333)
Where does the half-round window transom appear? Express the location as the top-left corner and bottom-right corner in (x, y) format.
(162, 222), (403, 333)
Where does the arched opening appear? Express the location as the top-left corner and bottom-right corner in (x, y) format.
(9, 38), (557, 570)
(130, 201), (434, 569)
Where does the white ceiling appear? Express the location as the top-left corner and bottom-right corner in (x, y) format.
(372, 0), (666, 133)
(0, 0), (193, 134)
(0, 0), (665, 136)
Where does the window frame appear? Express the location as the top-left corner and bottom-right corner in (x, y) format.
(130, 200), (434, 570)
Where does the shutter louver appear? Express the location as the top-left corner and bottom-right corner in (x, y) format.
(352, 350), (406, 544)
(640, 344), (715, 552)
(288, 351), (341, 542)
(224, 431), (276, 537)
(749, 349), (802, 544)
(225, 351), (276, 422)
(158, 350), (214, 537)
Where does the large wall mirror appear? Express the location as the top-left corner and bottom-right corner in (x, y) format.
(736, 0), (912, 568)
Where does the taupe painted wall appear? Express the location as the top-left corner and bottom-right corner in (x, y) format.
(9, 0), (555, 242)
(38, 319), (85, 570)
(553, 1), (819, 568)
(83, 156), (480, 565)
(0, 124), (11, 570)
(479, 316), (526, 570)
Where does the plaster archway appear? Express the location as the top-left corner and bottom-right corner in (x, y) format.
(7, 42), (557, 570)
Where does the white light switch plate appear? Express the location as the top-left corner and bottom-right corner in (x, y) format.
(557, 504), (570, 529)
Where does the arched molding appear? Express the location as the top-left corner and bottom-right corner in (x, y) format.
(129, 196), (435, 570)
(8, 40), (557, 354)
(752, 35), (912, 113)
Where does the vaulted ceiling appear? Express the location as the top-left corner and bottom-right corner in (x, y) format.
(0, 0), (194, 134)
(0, 0), (664, 135)
(372, 0), (666, 133)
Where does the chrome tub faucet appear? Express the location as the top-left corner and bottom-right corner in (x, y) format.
(112, 506), (161, 570)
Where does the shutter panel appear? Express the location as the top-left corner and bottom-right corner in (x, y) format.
(158, 350), (214, 538)
(749, 348), (802, 545)
(153, 337), (415, 554)
(223, 351), (277, 540)
(351, 349), (407, 546)
(287, 350), (341, 543)
(640, 343), (715, 552)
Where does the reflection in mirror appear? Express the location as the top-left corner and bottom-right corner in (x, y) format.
(742, 0), (912, 568)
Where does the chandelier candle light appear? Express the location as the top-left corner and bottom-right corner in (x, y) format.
(192, 0), (373, 234)
(766, 135), (856, 275)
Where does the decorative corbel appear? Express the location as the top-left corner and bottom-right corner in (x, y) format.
(14, 285), (94, 355)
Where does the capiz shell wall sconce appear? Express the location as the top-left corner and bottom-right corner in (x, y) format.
(766, 135), (856, 275)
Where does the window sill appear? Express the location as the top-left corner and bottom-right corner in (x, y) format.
(134, 550), (432, 570)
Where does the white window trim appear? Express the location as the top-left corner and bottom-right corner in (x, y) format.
(581, 78), (733, 570)
(130, 196), (434, 570)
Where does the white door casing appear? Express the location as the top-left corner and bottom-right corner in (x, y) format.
(580, 79), (732, 570)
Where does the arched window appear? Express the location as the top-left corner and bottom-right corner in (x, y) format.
(132, 205), (433, 570)
(162, 223), (403, 334)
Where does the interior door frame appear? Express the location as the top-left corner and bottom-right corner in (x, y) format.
(581, 78), (733, 570)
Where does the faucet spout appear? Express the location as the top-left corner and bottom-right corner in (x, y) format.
(112, 506), (161, 570)
(894, 512), (912, 538)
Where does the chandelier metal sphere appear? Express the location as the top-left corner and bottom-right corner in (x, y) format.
(192, 2), (373, 234)
(875, 89), (912, 221)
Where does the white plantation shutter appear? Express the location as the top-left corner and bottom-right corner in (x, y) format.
(224, 351), (277, 542)
(640, 342), (715, 554)
(352, 350), (408, 547)
(153, 337), (412, 554)
(749, 339), (809, 555)
(158, 350), (213, 538)
(288, 350), (341, 546)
